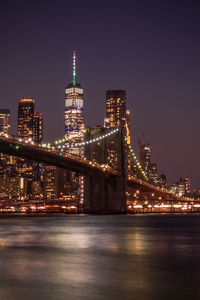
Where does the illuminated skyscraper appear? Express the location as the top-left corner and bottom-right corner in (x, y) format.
(148, 163), (159, 185)
(65, 51), (84, 156)
(64, 51), (84, 208)
(33, 111), (43, 143)
(0, 109), (11, 175)
(139, 143), (151, 174)
(0, 109), (10, 135)
(106, 90), (126, 128)
(17, 98), (43, 199)
(18, 98), (35, 139)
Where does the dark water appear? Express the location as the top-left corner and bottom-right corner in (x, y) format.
(0, 214), (200, 300)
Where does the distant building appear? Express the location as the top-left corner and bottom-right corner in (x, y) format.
(106, 90), (126, 128)
(18, 98), (35, 139)
(160, 174), (167, 188)
(44, 166), (57, 200)
(0, 109), (10, 135)
(17, 98), (45, 199)
(43, 166), (71, 200)
(168, 182), (178, 195)
(177, 177), (191, 196)
(34, 112), (43, 143)
(185, 177), (190, 194)
(0, 109), (15, 181)
(139, 143), (151, 175)
(148, 163), (159, 185)
(177, 178), (186, 196)
(65, 51), (84, 156)
(64, 52), (85, 208)
(168, 177), (191, 196)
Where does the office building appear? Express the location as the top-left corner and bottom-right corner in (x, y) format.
(18, 98), (35, 139)
(65, 51), (84, 156)
(168, 177), (191, 196)
(148, 163), (159, 185)
(0, 109), (10, 135)
(34, 111), (43, 143)
(139, 143), (151, 174)
(106, 90), (126, 128)
(0, 109), (15, 177)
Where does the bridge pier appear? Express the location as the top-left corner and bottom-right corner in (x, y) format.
(84, 174), (126, 214)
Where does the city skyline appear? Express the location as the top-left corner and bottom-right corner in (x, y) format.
(0, 1), (200, 189)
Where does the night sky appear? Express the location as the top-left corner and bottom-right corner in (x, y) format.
(0, 1), (200, 189)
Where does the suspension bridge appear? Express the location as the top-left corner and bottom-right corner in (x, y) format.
(0, 128), (196, 213)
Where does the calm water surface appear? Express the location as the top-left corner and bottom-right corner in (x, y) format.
(0, 214), (200, 300)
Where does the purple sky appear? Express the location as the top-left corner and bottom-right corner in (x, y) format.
(0, 1), (200, 189)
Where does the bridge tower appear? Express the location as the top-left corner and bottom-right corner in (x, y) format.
(84, 127), (127, 213)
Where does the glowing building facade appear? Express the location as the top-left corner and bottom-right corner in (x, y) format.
(34, 112), (43, 143)
(139, 143), (151, 174)
(0, 109), (10, 135)
(105, 90), (127, 170)
(18, 98), (35, 139)
(65, 51), (84, 156)
(106, 90), (126, 128)
(64, 51), (84, 208)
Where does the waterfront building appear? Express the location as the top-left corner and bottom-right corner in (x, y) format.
(44, 166), (57, 200)
(0, 176), (20, 199)
(43, 166), (70, 200)
(177, 177), (190, 196)
(33, 112), (43, 143)
(64, 51), (84, 156)
(177, 178), (186, 196)
(168, 182), (178, 195)
(168, 177), (191, 196)
(0, 109), (10, 135)
(18, 98), (35, 140)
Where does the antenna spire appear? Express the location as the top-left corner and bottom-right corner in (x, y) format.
(73, 51), (76, 86)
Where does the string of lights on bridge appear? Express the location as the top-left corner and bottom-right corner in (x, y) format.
(52, 128), (120, 149)
(0, 129), (149, 180)
(127, 143), (148, 181)
(51, 129), (149, 181)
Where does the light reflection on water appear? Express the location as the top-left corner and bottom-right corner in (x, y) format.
(0, 214), (200, 300)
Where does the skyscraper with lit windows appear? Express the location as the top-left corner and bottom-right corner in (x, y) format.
(139, 143), (151, 174)
(65, 51), (84, 156)
(64, 51), (84, 208)
(18, 98), (35, 139)
(0, 109), (10, 135)
(33, 111), (43, 143)
(106, 90), (126, 128)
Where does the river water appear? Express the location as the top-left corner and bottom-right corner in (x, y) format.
(0, 214), (200, 300)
